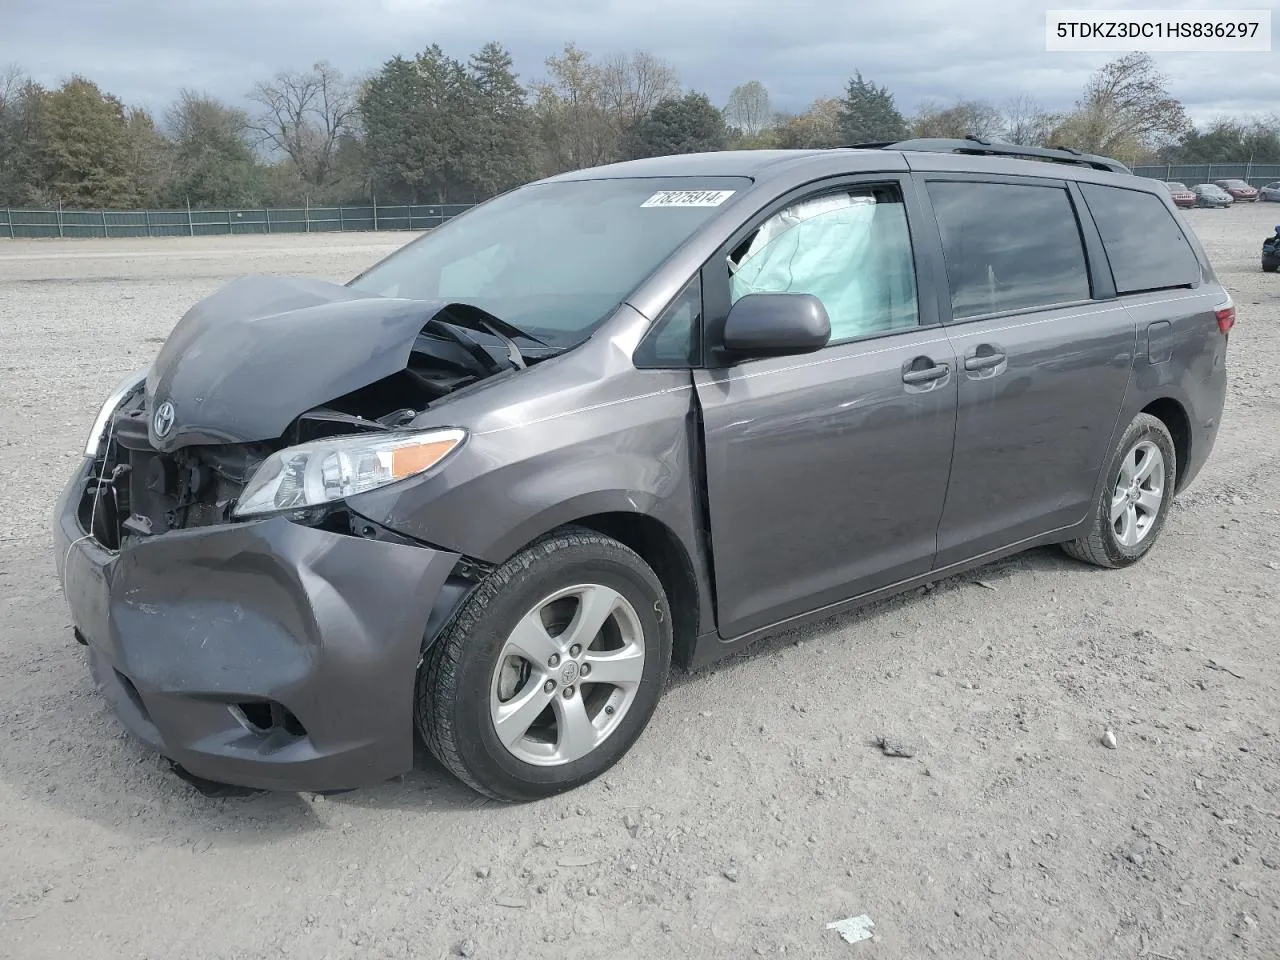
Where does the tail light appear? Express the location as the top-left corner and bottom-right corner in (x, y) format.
(1216, 305), (1235, 334)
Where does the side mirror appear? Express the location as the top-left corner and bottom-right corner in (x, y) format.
(721, 293), (831, 360)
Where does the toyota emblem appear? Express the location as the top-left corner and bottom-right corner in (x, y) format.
(153, 400), (176, 438)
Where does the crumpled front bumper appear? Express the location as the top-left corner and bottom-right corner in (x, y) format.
(53, 461), (460, 793)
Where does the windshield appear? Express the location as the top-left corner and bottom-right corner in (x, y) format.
(349, 176), (750, 350)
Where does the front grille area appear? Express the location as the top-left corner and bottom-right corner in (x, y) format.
(80, 396), (271, 549)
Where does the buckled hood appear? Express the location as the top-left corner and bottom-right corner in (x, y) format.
(145, 276), (459, 451)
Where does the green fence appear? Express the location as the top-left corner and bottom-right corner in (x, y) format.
(0, 202), (479, 239)
(1133, 163), (1280, 187)
(6, 163), (1280, 240)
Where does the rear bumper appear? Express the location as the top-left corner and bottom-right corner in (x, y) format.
(53, 461), (460, 792)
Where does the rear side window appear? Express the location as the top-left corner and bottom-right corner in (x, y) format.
(1079, 184), (1200, 294)
(927, 181), (1091, 319)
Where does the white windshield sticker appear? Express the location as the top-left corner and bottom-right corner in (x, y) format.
(641, 190), (735, 208)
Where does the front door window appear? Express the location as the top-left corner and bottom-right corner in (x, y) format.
(727, 185), (920, 342)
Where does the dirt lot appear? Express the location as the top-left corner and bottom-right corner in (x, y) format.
(2, 210), (1279, 960)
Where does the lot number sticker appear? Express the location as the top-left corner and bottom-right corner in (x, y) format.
(641, 190), (736, 208)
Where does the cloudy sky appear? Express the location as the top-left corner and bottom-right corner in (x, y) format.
(1, 0), (1275, 126)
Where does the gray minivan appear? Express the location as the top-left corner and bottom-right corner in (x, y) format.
(54, 139), (1232, 801)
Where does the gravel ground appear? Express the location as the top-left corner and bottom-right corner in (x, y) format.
(2, 211), (1279, 960)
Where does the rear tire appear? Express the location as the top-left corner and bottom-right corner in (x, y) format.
(417, 527), (672, 802)
(1062, 413), (1177, 569)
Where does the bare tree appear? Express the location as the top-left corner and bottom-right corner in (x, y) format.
(773, 97), (844, 149)
(533, 43), (618, 172)
(248, 61), (360, 189)
(1049, 52), (1189, 162)
(911, 99), (1003, 140)
(724, 81), (773, 137)
(1001, 94), (1059, 146)
(0, 63), (26, 107)
(599, 50), (680, 129)
(0, 64), (45, 204)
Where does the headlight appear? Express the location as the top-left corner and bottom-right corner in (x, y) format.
(233, 427), (467, 518)
(85, 368), (147, 457)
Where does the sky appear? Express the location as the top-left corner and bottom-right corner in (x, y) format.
(1, 0), (1276, 128)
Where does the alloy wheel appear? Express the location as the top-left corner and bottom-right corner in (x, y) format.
(489, 583), (646, 767)
(1110, 440), (1165, 547)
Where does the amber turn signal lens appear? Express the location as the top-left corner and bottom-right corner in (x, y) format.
(390, 439), (463, 479)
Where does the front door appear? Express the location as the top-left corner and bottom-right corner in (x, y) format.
(693, 177), (958, 639)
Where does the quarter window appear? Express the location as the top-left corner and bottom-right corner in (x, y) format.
(635, 275), (702, 367)
(727, 185), (920, 343)
(927, 180), (1091, 319)
(1079, 184), (1200, 294)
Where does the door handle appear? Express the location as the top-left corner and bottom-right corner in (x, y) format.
(964, 344), (1007, 372)
(902, 363), (949, 385)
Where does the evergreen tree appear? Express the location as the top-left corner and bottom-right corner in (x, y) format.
(360, 55), (427, 201)
(467, 42), (537, 197)
(837, 71), (907, 144)
(621, 92), (726, 160)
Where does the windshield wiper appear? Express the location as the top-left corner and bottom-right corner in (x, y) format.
(432, 303), (557, 371)
(444, 303), (551, 347)
(423, 319), (507, 376)
(475, 318), (527, 369)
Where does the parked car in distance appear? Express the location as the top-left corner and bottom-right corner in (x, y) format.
(1160, 181), (1197, 208)
(1260, 182), (1280, 202)
(1214, 178), (1259, 202)
(55, 139), (1233, 802)
(1192, 184), (1233, 208)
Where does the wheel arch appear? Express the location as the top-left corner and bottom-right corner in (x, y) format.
(565, 511), (702, 671)
(1140, 396), (1191, 492)
(420, 506), (705, 674)
(472, 492), (704, 659)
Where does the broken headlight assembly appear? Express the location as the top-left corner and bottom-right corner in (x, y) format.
(233, 427), (467, 519)
(85, 369), (147, 457)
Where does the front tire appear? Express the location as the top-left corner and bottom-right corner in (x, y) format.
(1062, 413), (1177, 569)
(417, 527), (672, 801)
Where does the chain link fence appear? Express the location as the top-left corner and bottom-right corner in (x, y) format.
(1133, 163), (1280, 187)
(6, 164), (1280, 240)
(0, 202), (479, 239)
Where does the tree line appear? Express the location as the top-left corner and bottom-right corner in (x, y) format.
(1, 47), (1277, 211)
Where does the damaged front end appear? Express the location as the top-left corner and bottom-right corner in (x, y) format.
(54, 276), (542, 792)
(82, 275), (544, 547)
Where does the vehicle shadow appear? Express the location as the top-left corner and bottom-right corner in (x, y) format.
(12, 541), (1095, 837)
(332, 545), (1093, 814)
(664, 543), (1087, 691)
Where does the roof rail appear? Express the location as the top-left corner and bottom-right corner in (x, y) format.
(841, 135), (1132, 174)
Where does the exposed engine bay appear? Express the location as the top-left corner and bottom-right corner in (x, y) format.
(80, 276), (554, 549)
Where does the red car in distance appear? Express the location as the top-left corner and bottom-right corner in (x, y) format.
(1161, 181), (1197, 208)
(1214, 179), (1259, 202)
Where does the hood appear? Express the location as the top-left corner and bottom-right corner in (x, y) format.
(145, 276), (491, 451)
